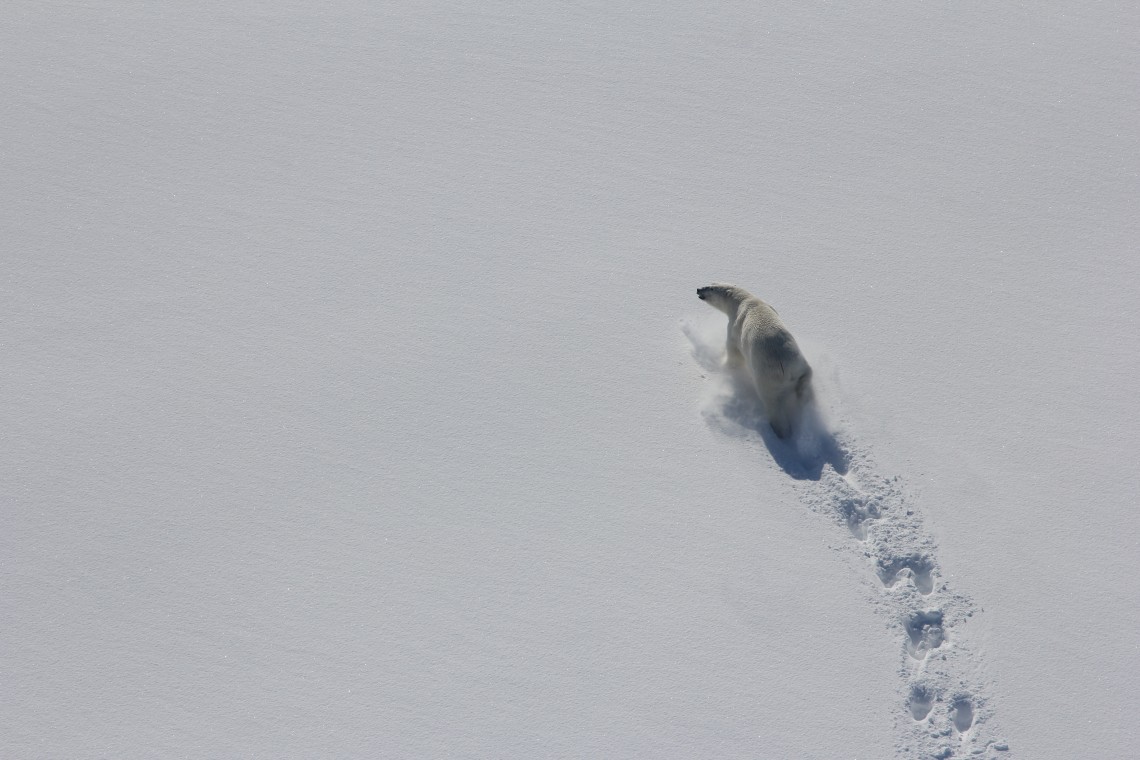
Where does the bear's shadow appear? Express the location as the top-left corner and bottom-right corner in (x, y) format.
(684, 321), (849, 481)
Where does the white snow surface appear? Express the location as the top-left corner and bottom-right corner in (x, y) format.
(3, 1), (1138, 758)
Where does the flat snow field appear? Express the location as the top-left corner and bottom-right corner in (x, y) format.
(3, 1), (1137, 758)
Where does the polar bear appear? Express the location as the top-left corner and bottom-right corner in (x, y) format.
(697, 283), (814, 439)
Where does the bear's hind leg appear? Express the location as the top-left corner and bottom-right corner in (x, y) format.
(795, 366), (814, 403)
(761, 389), (794, 439)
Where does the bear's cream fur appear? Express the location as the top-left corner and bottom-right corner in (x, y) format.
(697, 283), (814, 439)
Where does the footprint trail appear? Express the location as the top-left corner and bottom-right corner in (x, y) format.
(684, 319), (1010, 759)
(798, 443), (1007, 757)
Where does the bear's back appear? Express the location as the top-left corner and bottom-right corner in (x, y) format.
(738, 298), (805, 371)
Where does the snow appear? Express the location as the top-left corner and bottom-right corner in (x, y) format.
(3, 1), (1138, 757)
